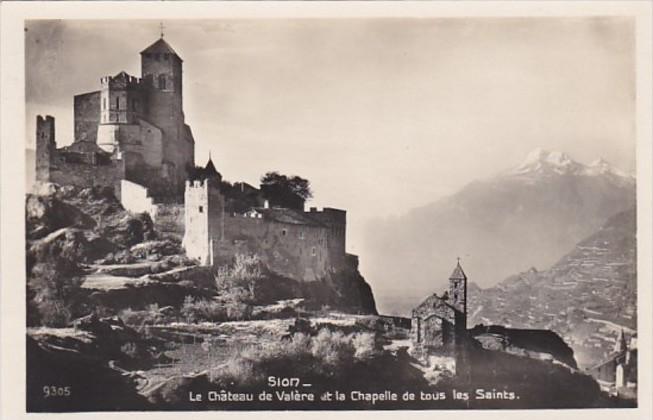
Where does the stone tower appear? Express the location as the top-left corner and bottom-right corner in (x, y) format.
(448, 260), (467, 327)
(182, 173), (224, 266)
(140, 37), (193, 192)
(97, 72), (144, 153)
(35, 115), (55, 182)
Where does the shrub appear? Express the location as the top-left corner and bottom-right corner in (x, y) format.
(211, 329), (379, 388)
(215, 254), (264, 302)
(28, 257), (84, 327)
(311, 329), (355, 372)
(352, 332), (379, 359)
(180, 296), (229, 323)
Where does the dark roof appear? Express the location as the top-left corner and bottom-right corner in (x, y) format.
(414, 293), (458, 315)
(113, 70), (133, 80)
(254, 208), (326, 227)
(449, 261), (467, 280)
(204, 158), (219, 178)
(140, 38), (181, 60)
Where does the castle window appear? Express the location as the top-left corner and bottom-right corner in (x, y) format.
(158, 74), (166, 90)
(199, 206), (203, 213)
(115, 96), (120, 110)
(312, 247), (317, 256)
(281, 229), (287, 236)
(299, 231), (304, 239)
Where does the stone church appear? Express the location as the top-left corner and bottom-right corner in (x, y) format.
(36, 36), (195, 199)
(411, 261), (468, 357)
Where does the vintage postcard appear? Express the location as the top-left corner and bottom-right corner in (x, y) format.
(1, 1), (652, 419)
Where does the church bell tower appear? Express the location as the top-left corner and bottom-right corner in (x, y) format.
(449, 260), (468, 324)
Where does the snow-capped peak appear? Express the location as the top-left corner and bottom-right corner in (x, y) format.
(508, 148), (634, 182)
(512, 148), (583, 176)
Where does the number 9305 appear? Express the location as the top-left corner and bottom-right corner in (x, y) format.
(43, 386), (71, 398)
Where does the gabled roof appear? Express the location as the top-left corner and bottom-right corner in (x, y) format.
(140, 38), (181, 60)
(449, 261), (467, 281)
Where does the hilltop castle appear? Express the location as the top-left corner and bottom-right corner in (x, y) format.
(36, 36), (194, 199)
(34, 36), (349, 283)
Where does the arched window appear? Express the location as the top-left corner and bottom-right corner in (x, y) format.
(158, 74), (166, 90)
(115, 96), (120, 110)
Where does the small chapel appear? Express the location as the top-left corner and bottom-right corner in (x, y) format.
(411, 261), (468, 357)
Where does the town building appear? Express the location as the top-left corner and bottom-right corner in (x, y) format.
(589, 330), (637, 396)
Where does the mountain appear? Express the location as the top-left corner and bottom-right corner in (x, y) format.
(364, 148), (635, 315)
(468, 207), (636, 369)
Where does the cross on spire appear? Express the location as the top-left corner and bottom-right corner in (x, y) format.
(160, 22), (165, 38)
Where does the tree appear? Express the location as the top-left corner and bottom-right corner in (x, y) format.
(260, 172), (312, 210)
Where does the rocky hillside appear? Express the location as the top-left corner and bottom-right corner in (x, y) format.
(468, 208), (636, 368)
(363, 149), (634, 315)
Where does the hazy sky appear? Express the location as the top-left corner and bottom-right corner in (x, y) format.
(26, 18), (635, 258)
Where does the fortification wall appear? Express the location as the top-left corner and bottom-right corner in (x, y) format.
(215, 214), (330, 282)
(151, 203), (185, 236)
(48, 158), (125, 196)
(120, 180), (154, 215)
(306, 208), (346, 268)
(74, 91), (101, 143)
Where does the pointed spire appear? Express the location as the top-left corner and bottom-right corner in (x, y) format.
(204, 154), (220, 179)
(160, 22), (165, 38)
(449, 259), (467, 281)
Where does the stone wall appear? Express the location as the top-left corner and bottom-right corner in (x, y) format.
(120, 180), (153, 215)
(151, 203), (185, 236)
(306, 207), (346, 268)
(215, 213), (330, 282)
(73, 91), (100, 143)
(48, 158), (125, 196)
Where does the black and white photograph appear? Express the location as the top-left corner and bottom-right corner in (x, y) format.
(1, 1), (652, 418)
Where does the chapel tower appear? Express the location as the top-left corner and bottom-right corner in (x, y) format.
(449, 260), (468, 327)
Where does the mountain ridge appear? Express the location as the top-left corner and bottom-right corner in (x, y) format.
(468, 207), (636, 368)
(364, 148), (635, 315)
